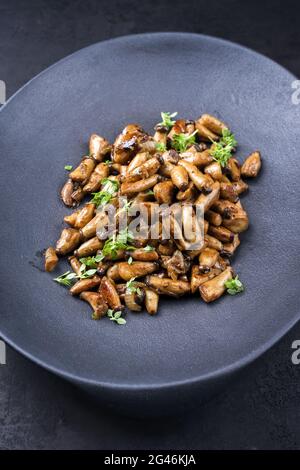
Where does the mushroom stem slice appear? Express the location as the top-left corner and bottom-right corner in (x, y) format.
(44, 247), (59, 272)
(144, 288), (159, 315)
(145, 275), (190, 297)
(80, 291), (108, 319)
(55, 228), (82, 256)
(199, 267), (233, 303)
(241, 151), (262, 178)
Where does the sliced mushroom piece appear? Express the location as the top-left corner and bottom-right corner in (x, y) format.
(178, 160), (213, 193)
(83, 162), (110, 193)
(64, 208), (80, 227)
(190, 265), (219, 293)
(98, 276), (123, 311)
(153, 180), (175, 204)
(208, 225), (234, 243)
(167, 119), (187, 139)
(241, 151), (261, 178)
(106, 263), (121, 281)
(127, 152), (149, 174)
(113, 124), (144, 164)
(71, 185), (85, 204)
(220, 182), (239, 202)
(171, 165), (189, 191)
(80, 210), (108, 240)
(195, 181), (220, 212)
(44, 247), (59, 272)
(195, 122), (219, 141)
(197, 114), (227, 135)
(144, 288), (159, 315)
(121, 174), (160, 195)
(180, 148), (213, 167)
(204, 161), (222, 181)
(118, 261), (158, 281)
(157, 241), (175, 256)
(221, 234), (240, 257)
(68, 255), (82, 275)
(225, 158), (240, 181)
(138, 136), (157, 154)
(153, 129), (167, 145)
(127, 248), (159, 262)
(80, 291), (108, 319)
(222, 206), (249, 233)
(176, 181), (197, 202)
(74, 237), (103, 257)
(69, 157), (95, 183)
(125, 157), (160, 183)
(55, 228), (82, 256)
(124, 287), (145, 312)
(145, 275), (190, 297)
(204, 234), (223, 251)
(73, 203), (96, 229)
(96, 260), (112, 276)
(89, 134), (111, 161)
(70, 275), (101, 295)
(199, 267), (233, 303)
(61, 179), (76, 207)
(199, 248), (219, 271)
(232, 179), (249, 195)
(205, 210), (222, 227)
(163, 250), (191, 280)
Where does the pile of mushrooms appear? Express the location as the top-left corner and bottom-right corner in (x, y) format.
(44, 113), (261, 321)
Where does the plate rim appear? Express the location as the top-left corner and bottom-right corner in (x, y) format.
(1, 31), (299, 391)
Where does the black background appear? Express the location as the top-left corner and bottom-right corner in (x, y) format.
(0, 0), (300, 450)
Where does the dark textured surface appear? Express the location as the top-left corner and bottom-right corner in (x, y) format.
(0, 0), (300, 450)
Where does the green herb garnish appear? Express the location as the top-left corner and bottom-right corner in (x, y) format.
(90, 178), (119, 207)
(126, 277), (142, 296)
(210, 128), (237, 167)
(157, 112), (178, 130)
(171, 130), (198, 152)
(107, 309), (126, 325)
(104, 160), (112, 165)
(225, 275), (244, 295)
(145, 189), (154, 196)
(64, 165), (73, 171)
(101, 228), (135, 260)
(79, 254), (104, 268)
(144, 245), (154, 252)
(53, 271), (77, 287)
(155, 142), (167, 152)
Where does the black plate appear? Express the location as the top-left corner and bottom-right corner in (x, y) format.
(0, 33), (299, 407)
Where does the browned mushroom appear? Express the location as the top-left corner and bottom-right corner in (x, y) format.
(178, 160), (213, 193)
(118, 261), (158, 281)
(171, 165), (189, 190)
(69, 157), (95, 183)
(144, 288), (159, 315)
(74, 237), (103, 257)
(56, 228), (81, 256)
(83, 163), (110, 193)
(121, 174), (160, 195)
(145, 275), (190, 297)
(80, 291), (108, 319)
(153, 180), (175, 204)
(44, 247), (59, 272)
(99, 276), (123, 311)
(70, 275), (101, 295)
(89, 134), (111, 161)
(241, 151), (261, 178)
(61, 179), (76, 207)
(199, 267), (233, 302)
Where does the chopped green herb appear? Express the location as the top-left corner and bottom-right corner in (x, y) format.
(102, 228), (135, 260)
(78, 268), (97, 279)
(144, 245), (154, 252)
(64, 165), (73, 171)
(145, 189), (154, 196)
(107, 309), (126, 325)
(225, 275), (244, 295)
(157, 112), (178, 130)
(126, 277), (142, 295)
(104, 160), (112, 165)
(90, 178), (119, 207)
(53, 271), (77, 287)
(155, 142), (167, 152)
(128, 256), (133, 265)
(79, 254), (104, 268)
(210, 128), (237, 167)
(171, 130), (198, 152)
